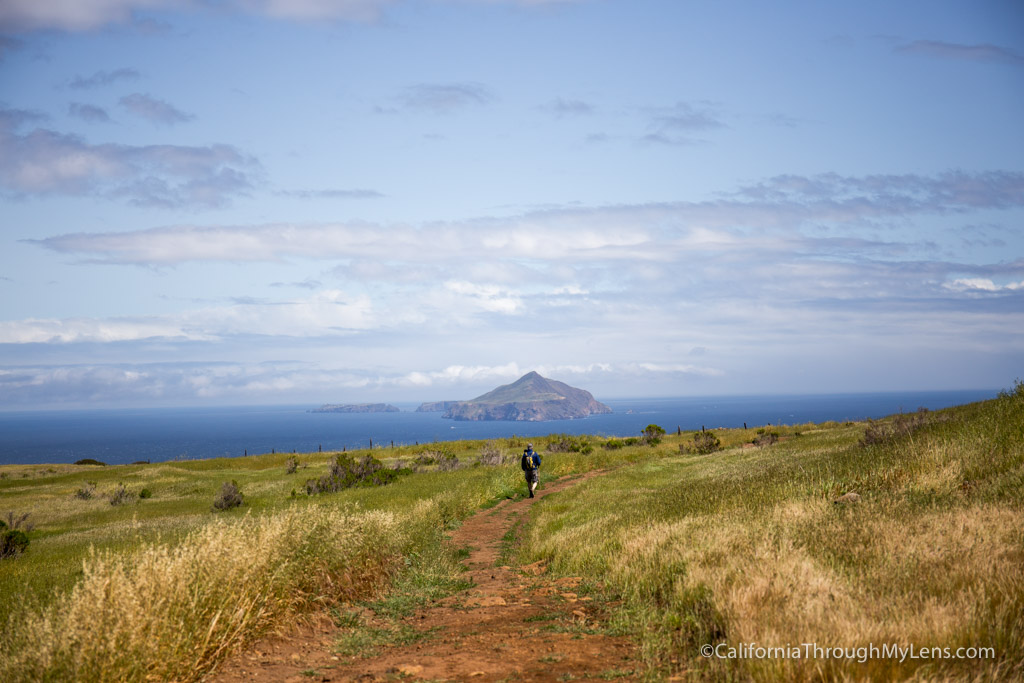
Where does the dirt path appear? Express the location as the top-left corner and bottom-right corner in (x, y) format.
(209, 472), (640, 682)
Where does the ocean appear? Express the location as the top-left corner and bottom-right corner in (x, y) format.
(0, 390), (999, 466)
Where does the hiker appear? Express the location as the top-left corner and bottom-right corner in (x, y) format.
(521, 443), (541, 498)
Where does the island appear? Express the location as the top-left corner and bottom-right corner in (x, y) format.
(309, 403), (400, 414)
(441, 371), (612, 422)
(415, 401), (463, 413)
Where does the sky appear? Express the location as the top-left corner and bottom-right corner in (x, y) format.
(1, 0), (1022, 409)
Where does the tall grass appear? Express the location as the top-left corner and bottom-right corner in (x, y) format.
(0, 432), (667, 682)
(518, 385), (1024, 680)
(1, 505), (411, 681)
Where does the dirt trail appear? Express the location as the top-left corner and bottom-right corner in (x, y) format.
(209, 472), (639, 682)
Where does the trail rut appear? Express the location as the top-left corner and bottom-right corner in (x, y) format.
(209, 471), (639, 682)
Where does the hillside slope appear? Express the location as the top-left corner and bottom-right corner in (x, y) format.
(518, 383), (1024, 680)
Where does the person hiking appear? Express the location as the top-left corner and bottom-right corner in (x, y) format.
(521, 443), (541, 498)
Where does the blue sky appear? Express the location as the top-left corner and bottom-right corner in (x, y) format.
(1, 0), (1022, 409)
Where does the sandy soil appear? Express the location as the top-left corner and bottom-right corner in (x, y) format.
(207, 471), (640, 682)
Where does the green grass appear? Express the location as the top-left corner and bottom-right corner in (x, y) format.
(0, 433), (671, 682)
(516, 385), (1024, 680)
(5, 390), (1020, 682)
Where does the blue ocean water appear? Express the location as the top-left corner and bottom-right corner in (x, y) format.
(0, 390), (999, 466)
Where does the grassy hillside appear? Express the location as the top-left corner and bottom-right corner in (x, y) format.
(517, 384), (1024, 680)
(1, 386), (1020, 681)
(0, 436), (656, 681)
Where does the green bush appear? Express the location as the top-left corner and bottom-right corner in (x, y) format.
(0, 530), (29, 559)
(691, 431), (721, 454)
(74, 459), (106, 466)
(546, 433), (594, 455)
(0, 513), (33, 559)
(413, 452), (436, 467)
(305, 454), (401, 495)
(285, 456), (299, 474)
(642, 424), (666, 446)
(139, 488), (153, 500)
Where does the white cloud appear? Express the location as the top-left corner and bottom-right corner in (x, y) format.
(30, 170), (1024, 264)
(944, 278), (1024, 293)
(0, 317), (206, 344)
(0, 290), (375, 344)
(0, 111), (258, 207)
(443, 281), (523, 314)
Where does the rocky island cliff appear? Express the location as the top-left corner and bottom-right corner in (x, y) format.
(440, 371), (612, 422)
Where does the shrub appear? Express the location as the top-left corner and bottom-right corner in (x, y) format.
(212, 481), (244, 511)
(74, 482), (97, 500)
(413, 452), (436, 467)
(0, 512), (33, 559)
(753, 431), (779, 447)
(305, 454), (400, 495)
(74, 459), (106, 466)
(436, 453), (461, 472)
(285, 456), (299, 474)
(478, 441), (505, 466)
(604, 437), (642, 450)
(642, 424), (666, 446)
(108, 483), (135, 506)
(692, 431), (721, 454)
(139, 488), (153, 500)
(0, 530), (29, 559)
(546, 434), (594, 455)
(860, 407), (930, 448)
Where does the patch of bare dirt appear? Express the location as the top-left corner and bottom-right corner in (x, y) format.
(207, 471), (639, 682)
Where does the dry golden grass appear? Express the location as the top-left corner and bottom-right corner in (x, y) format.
(1, 505), (415, 682)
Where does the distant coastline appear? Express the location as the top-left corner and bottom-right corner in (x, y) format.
(415, 401), (461, 413)
(309, 403), (400, 414)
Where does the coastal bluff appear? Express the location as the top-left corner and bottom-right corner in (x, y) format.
(309, 403), (400, 414)
(441, 371), (612, 422)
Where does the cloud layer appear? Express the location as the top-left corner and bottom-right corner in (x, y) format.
(0, 107), (258, 207)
